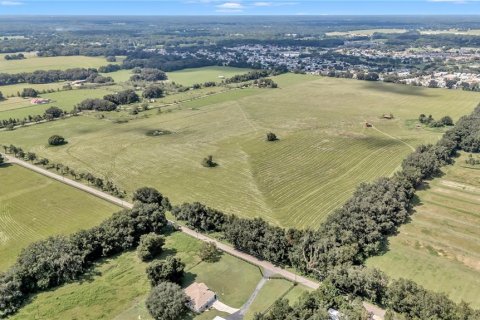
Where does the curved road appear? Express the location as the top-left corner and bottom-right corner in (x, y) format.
(2, 154), (385, 319)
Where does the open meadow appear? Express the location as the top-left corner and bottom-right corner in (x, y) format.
(367, 153), (480, 308)
(0, 164), (119, 270)
(0, 54), (117, 74)
(166, 66), (254, 86)
(1, 74), (479, 228)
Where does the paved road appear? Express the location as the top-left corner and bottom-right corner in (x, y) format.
(3, 154), (384, 319)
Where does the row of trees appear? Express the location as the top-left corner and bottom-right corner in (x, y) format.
(3, 144), (127, 198)
(0, 189), (171, 318)
(104, 89), (140, 105)
(0, 68), (99, 85)
(418, 114), (454, 127)
(3, 53), (25, 60)
(224, 70), (283, 84)
(0, 106), (70, 130)
(130, 68), (168, 82)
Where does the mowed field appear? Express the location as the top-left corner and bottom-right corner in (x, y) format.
(166, 66), (254, 86)
(367, 153), (480, 308)
(1, 75), (479, 228)
(0, 164), (119, 270)
(0, 54), (116, 74)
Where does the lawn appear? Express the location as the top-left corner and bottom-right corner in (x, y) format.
(0, 164), (119, 271)
(367, 153), (480, 308)
(1, 74), (479, 228)
(244, 279), (295, 319)
(10, 231), (264, 320)
(0, 54), (116, 74)
(0, 81), (68, 97)
(167, 66), (253, 86)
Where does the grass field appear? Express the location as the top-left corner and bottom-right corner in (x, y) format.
(1, 74), (478, 228)
(0, 54), (116, 74)
(0, 164), (119, 271)
(10, 231), (264, 320)
(367, 153), (480, 308)
(0, 82), (68, 97)
(166, 66), (253, 86)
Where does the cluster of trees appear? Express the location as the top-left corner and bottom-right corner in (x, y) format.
(104, 89), (140, 105)
(142, 85), (164, 99)
(122, 51), (215, 72)
(130, 68), (168, 82)
(418, 114), (454, 127)
(0, 91), (4, 101)
(224, 70), (283, 84)
(356, 72), (380, 81)
(20, 88), (38, 97)
(191, 81), (216, 90)
(3, 53), (25, 60)
(48, 135), (67, 146)
(75, 98), (117, 112)
(465, 154), (480, 166)
(0, 68), (99, 86)
(0, 190), (171, 318)
(137, 233), (165, 262)
(98, 64), (122, 73)
(0, 106), (70, 130)
(253, 78), (278, 88)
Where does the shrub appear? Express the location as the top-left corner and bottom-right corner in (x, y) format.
(146, 282), (188, 320)
(137, 233), (165, 261)
(202, 155), (217, 168)
(48, 135), (66, 146)
(266, 132), (278, 141)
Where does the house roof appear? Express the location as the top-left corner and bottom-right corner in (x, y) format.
(184, 282), (216, 311)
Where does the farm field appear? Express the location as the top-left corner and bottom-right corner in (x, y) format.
(166, 66), (254, 86)
(10, 231), (269, 320)
(0, 54), (117, 74)
(0, 164), (119, 271)
(0, 81), (67, 97)
(367, 153), (480, 308)
(1, 74), (479, 228)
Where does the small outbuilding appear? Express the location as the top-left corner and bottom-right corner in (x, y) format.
(184, 282), (217, 313)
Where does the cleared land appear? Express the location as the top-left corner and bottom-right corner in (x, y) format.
(10, 231), (265, 320)
(367, 153), (480, 308)
(0, 55), (117, 74)
(0, 164), (119, 270)
(166, 66), (253, 86)
(1, 75), (478, 228)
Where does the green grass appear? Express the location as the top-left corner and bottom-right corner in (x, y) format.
(244, 279), (295, 319)
(0, 55), (116, 74)
(367, 153), (480, 308)
(0, 164), (119, 271)
(11, 231), (263, 320)
(1, 74), (479, 228)
(0, 82), (68, 97)
(167, 66), (253, 86)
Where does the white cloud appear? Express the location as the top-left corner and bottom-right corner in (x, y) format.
(253, 2), (273, 6)
(216, 2), (244, 9)
(1, 1), (23, 5)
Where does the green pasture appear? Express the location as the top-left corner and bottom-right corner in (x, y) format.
(367, 153), (480, 308)
(11, 231), (265, 320)
(1, 74), (479, 228)
(0, 82), (67, 97)
(0, 164), (119, 271)
(167, 66), (253, 86)
(0, 55), (117, 74)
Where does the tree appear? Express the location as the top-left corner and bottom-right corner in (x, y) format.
(143, 85), (164, 99)
(146, 282), (188, 320)
(146, 257), (185, 285)
(202, 155), (217, 168)
(44, 106), (64, 119)
(132, 187), (171, 210)
(0, 91), (4, 101)
(171, 202), (225, 232)
(199, 242), (220, 262)
(0, 154), (4, 165)
(266, 132), (278, 141)
(48, 135), (66, 146)
(137, 233), (165, 261)
(20, 88), (38, 97)
(439, 116), (453, 126)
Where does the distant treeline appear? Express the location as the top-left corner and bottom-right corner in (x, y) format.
(0, 68), (99, 86)
(217, 38), (345, 48)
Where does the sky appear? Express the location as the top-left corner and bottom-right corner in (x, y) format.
(2, 0), (480, 15)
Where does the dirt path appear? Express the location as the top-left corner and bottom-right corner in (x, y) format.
(371, 125), (415, 152)
(3, 154), (385, 319)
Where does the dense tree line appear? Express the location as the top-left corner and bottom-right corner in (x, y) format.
(103, 89), (140, 105)
(130, 68), (167, 82)
(75, 98), (117, 112)
(253, 78), (278, 88)
(224, 70), (283, 84)
(419, 114), (454, 127)
(98, 64), (122, 73)
(0, 68), (99, 86)
(3, 53), (25, 60)
(0, 192), (170, 318)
